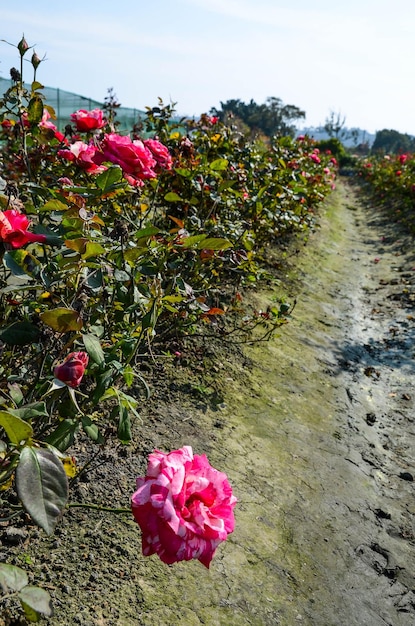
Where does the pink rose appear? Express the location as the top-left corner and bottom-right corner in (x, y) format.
(53, 351), (89, 388)
(38, 109), (58, 132)
(58, 141), (106, 174)
(143, 138), (173, 171)
(93, 133), (157, 185)
(309, 153), (321, 164)
(70, 108), (105, 132)
(0, 210), (47, 249)
(131, 445), (237, 568)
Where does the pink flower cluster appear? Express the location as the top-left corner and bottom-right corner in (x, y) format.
(131, 445), (237, 568)
(309, 148), (321, 164)
(58, 109), (172, 186)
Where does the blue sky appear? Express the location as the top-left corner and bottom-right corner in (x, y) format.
(1, 0), (415, 134)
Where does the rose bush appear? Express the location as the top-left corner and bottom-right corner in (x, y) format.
(131, 446), (237, 567)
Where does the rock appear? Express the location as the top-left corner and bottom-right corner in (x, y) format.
(2, 526), (28, 545)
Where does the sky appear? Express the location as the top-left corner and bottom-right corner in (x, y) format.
(1, 0), (415, 135)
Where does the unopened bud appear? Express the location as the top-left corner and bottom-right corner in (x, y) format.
(31, 51), (41, 70)
(17, 36), (29, 57)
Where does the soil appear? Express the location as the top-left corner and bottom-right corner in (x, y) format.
(1, 178), (415, 625)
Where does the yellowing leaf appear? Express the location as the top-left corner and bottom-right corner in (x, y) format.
(40, 308), (83, 332)
(62, 456), (77, 478)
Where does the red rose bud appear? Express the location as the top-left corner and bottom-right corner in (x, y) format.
(31, 51), (41, 70)
(53, 352), (89, 388)
(17, 36), (29, 57)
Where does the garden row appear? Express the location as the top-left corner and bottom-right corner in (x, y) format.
(0, 38), (337, 547)
(358, 152), (415, 231)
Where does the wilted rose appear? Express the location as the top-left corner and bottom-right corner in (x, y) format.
(70, 108), (105, 132)
(131, 445), (237, 568)
(53, 351), (89, 388)
(0, 210), (47, 249)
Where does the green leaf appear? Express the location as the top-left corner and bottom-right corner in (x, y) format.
(91, 369), (115, 404)
(39, 308), (83, 332)
(81, 416), (104, 443)
(117, 404), (131, 443)
(32, 81), (44, 92)
(86, 268), (103, 291)
(218, 179), (236, 192)
(16, 447), (69, 535)
(19, 586), (53, 619)
(164, 191), (183, 202)
(0, 322), (40, 346)
(134, 225), (160, 240)
(210, 158), (228, 171)
(180, 234), (208, 248)
(20, 600), (40, 623)
(174, 167), (192, 177)
(0, 410), (33, 444)
(123, 365), (134, 387)
(0, 563), (28, 592)
(3, 249), (40, 277)
(8, 382), (24, 406)
(10, 402), (49, 421)
(45, 419), (78, 452)
(196, 237), (232, 250)
(82, 333), (105, 365)
(96, 166), (123, 191)
(39, 199), (68, 212)
(114, 269), (130, 282)
(27, 96), (43, 124)
(81, 241), (105, 260)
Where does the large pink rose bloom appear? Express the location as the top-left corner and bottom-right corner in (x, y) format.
(58, 141), (106, 174)
(0, 210), (47, 249)
(70, 108), (105, 132)
(93, 133), (157, 185)
(131, 446), (237, 568)
(143, 138), (173, 171)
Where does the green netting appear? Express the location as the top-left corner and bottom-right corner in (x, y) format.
(0, 77), (145, 133)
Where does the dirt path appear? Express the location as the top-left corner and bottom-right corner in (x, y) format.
(2, 180), (415, 625)
(228, 179), (415, 626)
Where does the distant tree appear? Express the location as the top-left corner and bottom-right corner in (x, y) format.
(210, 97), (305, 138)
(315, 137), (346, 161)
(324, 110), (347, 141)
(371, 129), (415, 154)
